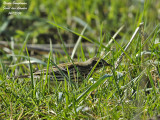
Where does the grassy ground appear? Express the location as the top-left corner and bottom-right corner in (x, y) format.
(0, 0), (160, 119)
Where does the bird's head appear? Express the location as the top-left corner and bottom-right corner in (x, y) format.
(89, 57), (111, 69)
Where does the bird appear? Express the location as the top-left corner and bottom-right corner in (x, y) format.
(13, 57), (111, 82)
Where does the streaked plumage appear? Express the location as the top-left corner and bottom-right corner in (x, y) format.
(14, 57), (111, 81)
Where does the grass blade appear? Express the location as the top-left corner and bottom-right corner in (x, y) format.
(69, 74), (112, 108)
(71, 25), (87, 59)
(26, 46), (34, 98)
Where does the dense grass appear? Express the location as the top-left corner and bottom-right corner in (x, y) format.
(0, 0), (160, 119)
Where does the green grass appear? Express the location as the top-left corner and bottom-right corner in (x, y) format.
(0, 0), (160, 119)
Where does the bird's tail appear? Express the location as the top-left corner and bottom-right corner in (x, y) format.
(8, 75), (30, 79)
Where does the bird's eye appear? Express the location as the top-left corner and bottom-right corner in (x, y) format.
(99, 62), (103, 65)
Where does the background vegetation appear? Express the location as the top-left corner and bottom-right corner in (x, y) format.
(0, 0), (160, 119)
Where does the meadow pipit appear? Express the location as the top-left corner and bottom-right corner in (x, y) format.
(14, 57), (111, 81)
